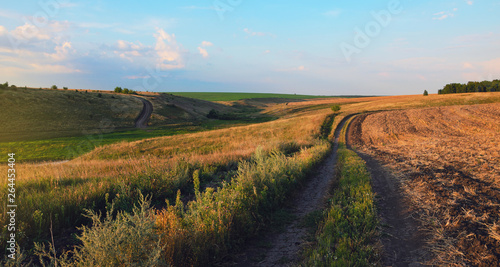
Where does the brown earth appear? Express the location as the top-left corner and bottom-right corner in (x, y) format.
(348, 103), (500, 266)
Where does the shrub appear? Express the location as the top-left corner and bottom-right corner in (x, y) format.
(423, 90), (429, 96)
(97, 93), (102, 98)
(35, 192), (164, 266)
(331, 104), (341, 112)
(63, 87), (68, 90)
(114, 87), (123, 93)
(207, 109), (219, 119)
(51, 85), (58, 90)
(123, 88), (130, 94)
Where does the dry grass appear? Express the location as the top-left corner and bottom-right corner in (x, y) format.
(0, 108), (332, 254)
(351, 102), (500, 266)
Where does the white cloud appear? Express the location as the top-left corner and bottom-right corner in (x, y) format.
(466, 0), (473, 5)
(46, 41), (74, 61)
(433, 9), (457, 20)
(0, 25), (6, 36)
(201, 41), (213, 47)
(198, 47), (209, 58)
(29, 63), (80, 73)
(154, 28), (184, 70)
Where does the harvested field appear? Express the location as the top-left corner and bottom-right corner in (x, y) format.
(348, 103), (500, 266)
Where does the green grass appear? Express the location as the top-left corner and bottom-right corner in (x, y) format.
(304, 143), (379, 266)
(0, 120), (266, 162)
(167, 92), (340, 101)
(0, 87), (142, 142)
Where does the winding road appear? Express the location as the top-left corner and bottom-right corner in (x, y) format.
(134, 97), (153, 128)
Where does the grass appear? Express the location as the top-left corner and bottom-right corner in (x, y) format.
(0, 87), (142, 142)
(0, 119), (268, 162)
(304, 143), (379, 266)
(0, 108), (333, 259)
(167, 92), (341, 101)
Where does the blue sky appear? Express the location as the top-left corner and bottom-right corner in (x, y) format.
(0, 0), (499, 95)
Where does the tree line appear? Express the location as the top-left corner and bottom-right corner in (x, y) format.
(438, 79), (500, 94)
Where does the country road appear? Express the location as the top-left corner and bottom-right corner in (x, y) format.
(235, 114), (355, 266)
(134, 97), (153, 128)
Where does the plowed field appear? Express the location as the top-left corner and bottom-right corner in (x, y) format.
(349, 103), (500, 266)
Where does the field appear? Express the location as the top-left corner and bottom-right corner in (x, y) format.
(2, 90), (500, 265)
(167, 92), (344, 101)
(348, 103), (500, 266)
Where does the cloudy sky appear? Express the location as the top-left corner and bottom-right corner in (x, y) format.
(0, 0), (499, 95)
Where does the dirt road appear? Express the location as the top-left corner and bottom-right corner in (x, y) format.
(134, 97), (153, 128)
(347, 113), (428, 266)
(235, 115), (354, 266)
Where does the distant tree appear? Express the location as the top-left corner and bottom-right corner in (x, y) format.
(10, 85), (16, 89)
(331, 104), (341, 112)
(51, 85), (58, 90)
(4, 82), (8, 88)
(123, 88), (130, 94)
(63, 87), (68, 90)
(423, 90), (428, 96)
(114, 87), (123, 93)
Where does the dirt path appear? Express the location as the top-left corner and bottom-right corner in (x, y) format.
(134, 97), (153, 128)
(347, 114), (429, 267)
(234, 115), (354, 266)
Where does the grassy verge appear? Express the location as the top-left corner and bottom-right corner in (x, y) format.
(304, 142), (379, 266)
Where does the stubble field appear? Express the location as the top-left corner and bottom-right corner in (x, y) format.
(349, 102), (500, 266)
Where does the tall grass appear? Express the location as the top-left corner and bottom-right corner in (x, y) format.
(0, 109), (332, 256)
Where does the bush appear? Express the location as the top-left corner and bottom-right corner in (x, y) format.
(35, 193), (164, 266)
(97, 93), (102, 98)
(207, 109), (219, 119)
(331, 104), (341, 112)
(123, 88), (130, 94)
(51, 85), (58, 90)
(423, 90), (428, 96)
(114, 87), (123, 93)
(63, 87), (68, 90)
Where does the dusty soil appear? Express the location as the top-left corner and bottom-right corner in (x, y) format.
(232, 116), (353, 266)
(348, 103), (500, 266)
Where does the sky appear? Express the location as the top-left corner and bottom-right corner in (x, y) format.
(0, 0), (499, 95)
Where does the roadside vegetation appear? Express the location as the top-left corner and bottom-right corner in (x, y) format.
(0, 108), (333, 263)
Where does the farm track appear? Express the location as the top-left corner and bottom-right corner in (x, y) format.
(234, 115), (354, 266)
(134, 97), (153, 128)
(347, 114), (429, 266)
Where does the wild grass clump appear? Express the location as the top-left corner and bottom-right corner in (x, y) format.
(304, 144), (379, 266)
(156, 142), (330, 266)
(35, 193), (165, 266)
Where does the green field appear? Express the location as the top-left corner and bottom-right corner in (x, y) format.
(0, 87), (142, 142)
(167, 92), (339, 101)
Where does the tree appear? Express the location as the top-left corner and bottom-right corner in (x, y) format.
(331, 104), (341, 112)
(123, 88), (130, 94)
(114, 87), (123, 93)
(51, 85), (58, 90)
(63, 87), (68, 90)
(423, 90), (428, 96)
